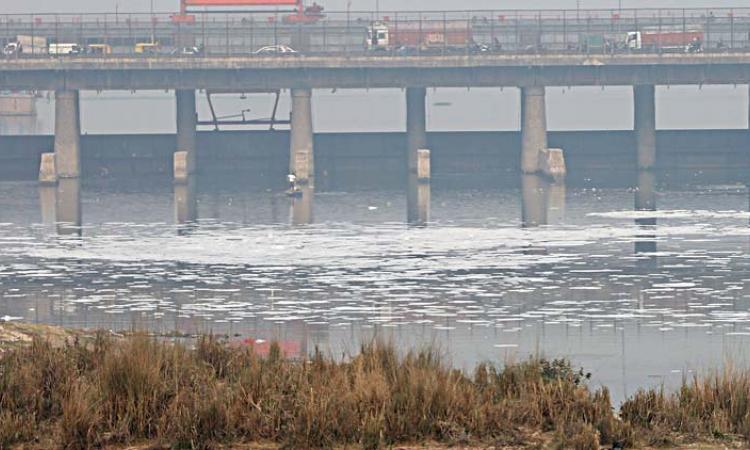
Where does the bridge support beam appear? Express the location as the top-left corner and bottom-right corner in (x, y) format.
(175, 89), (197, 177)
(290, 88), (314, 184)
(634, 85), (656, 170)
(406, 87), (427, 175)
(54, 90), (81, 179)
(521, 86), (548, 174)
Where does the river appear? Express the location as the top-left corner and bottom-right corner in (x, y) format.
(0, 170), (749, 404)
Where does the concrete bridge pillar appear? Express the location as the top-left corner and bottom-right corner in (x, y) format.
(406, 87), (427, 175)
(634, 85), (656, 170)
(54, 90), (81, 179)
(290, 88), (314, 184)
(175, 89), (197, 177)
(521, 86), (548, 174)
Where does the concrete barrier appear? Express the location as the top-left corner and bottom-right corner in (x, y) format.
(539, 148), (567, 181)
(38, 152), (57, 185)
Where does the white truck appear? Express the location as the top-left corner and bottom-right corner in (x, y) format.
(3, 35), (48, 56)
(48, 43), (83, 56)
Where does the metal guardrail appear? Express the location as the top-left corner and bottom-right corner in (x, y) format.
(2, 8), (750, 57)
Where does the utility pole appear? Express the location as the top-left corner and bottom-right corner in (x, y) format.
(150, 0), (155, 43)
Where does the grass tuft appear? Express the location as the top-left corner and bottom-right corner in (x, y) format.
(0, 332), (746, 449)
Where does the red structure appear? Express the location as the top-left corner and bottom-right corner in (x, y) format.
(177, 0), (324, 23)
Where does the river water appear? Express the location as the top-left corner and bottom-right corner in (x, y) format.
(0, 170), (749, 403)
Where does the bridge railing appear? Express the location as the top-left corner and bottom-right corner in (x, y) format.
(2, 8), (750, 57)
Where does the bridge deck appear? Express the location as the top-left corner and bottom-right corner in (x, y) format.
(2, 53), (750, 90)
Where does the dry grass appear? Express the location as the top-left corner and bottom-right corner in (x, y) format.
(0, 333), (635, 449)
(0, 331), (747, 449)
(621, 366), (750, 447)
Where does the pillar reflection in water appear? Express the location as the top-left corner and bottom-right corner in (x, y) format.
(407, 174), (430, 226)
(174, 176), (198, 234)
(39, 178), (82, 237)
(290, 185), (314, 226)
(521, 174), (566, 227)
(57, 179), (82, 236)
(38, 184), (57, 229)
(634, 171), (657, 255)
(546, 180), (566, 224)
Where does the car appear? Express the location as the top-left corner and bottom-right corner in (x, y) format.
(171, 46), (203, 56)
(2, 42), (21, 57)
(253, 45), (298, 55)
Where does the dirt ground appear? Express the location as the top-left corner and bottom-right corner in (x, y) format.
(0, 320), (90, 353)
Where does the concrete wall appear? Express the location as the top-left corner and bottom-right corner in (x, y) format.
(1, 130), (748, 186)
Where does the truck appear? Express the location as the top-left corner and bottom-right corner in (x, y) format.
(625, 30), (703, 53)
(2, 35), (48, 57)
(134, 42), (161, 54)
(367, 20), (475, 53)
(174, 0), (324, 24)
(48, 43), (83, 55)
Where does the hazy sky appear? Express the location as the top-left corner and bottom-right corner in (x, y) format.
(8, 0), (750, 14)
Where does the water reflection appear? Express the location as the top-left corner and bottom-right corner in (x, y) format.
(174, 177), (198, 232)
(407, 174), (430, 226)
(39, 178), (82, 236)
(521, 175), (566, 227)
(290, 185), (314, 225)
(38, 184), (57, 229)
(634, 171), (657, 255)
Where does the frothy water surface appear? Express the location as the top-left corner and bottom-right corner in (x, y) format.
(1, 176), (749, 403)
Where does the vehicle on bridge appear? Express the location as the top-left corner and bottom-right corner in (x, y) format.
(135, 42), (161, 55)
(2, 42), (21, 57)
(625, 30), (704, 53)
(3, 35), (48, 57)
(253, 45), (298, 55)
(171, 46), (203, 56)
(48, 43), (83, 56)
(175, 0), (324, 24)
(366, 20), (481, 53)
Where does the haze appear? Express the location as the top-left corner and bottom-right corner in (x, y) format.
(7, 0), (750, 14)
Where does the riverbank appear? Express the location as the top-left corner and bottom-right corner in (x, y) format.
(0, 321), (747, 450)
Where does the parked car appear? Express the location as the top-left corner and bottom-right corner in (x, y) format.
(253, 45), (298, 55)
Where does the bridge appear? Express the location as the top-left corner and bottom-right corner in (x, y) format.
(3, 7), (750, 198)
